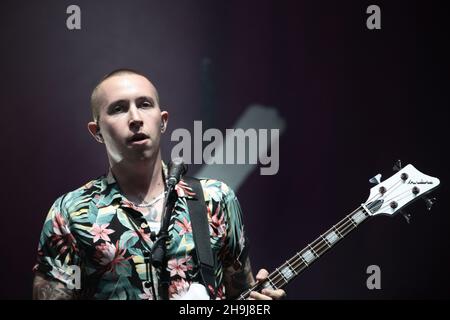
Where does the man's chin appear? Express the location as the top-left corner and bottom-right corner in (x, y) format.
(127, 147), (157, 161)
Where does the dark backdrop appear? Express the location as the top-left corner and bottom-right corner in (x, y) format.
(1, 0), (449, 299)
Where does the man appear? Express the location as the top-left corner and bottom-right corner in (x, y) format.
(32, 69), (286, 300)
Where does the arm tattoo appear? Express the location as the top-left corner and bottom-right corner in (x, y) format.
(223, 256), (254, 299)
(32, 273), (75, 300)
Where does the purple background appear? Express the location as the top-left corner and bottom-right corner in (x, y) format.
(1, 0), (449, 299)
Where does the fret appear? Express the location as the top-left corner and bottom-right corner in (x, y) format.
(351, 210), (366, 225)
(308, 244), (318, 257)
(265, 277), (277, 290)
(348, 215), (358, 227)
(275, 267), (290, 283)
(313, 237), (330, 256)
(285, 260), (298, 275)
(320, 234), (332, 248)
(301, 248), (316, 264)
(297, 252), (309, 266)
(281, 258), (308, 280)
(335, 216), (356, 237)
(333, 225), (343, 237)
(325, 230), (340, 245)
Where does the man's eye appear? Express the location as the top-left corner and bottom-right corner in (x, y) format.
(112, 105), (124, 113)
(140, 101), (153, 108)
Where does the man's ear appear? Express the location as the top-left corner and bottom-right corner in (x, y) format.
(160, 110), (169, 133)
(87, 121), (103, 143)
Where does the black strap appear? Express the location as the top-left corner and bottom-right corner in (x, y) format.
(184, 176), (217, 299)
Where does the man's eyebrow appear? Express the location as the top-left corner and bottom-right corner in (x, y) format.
(136, 96), (155, 103)
(106, 99), (128, 109)
(105, 96), (155, 110)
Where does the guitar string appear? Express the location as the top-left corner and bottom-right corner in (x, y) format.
(261, 209), (364, 294)
(268, 195), (421, 291)
(265, 188), (387, 291)
(237, 203), (366, 299)
(240, 176), (434, 299)
(377, 189), (423, 213)
(270, 177), (431, 289)
(250, 178), (419, 295)
(238, 204), (366, 299)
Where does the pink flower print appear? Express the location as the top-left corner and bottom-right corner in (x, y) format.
(94, 241), (131, 273)
(90, 223), (115, 243)
(169, 278), (190, 299)
(175, 217), (192, 236)
(210, 206), (225, 238)
(175, 180), (196, 197)
(215, 285), (225, 300)
(50, 213), (78, 255)
(94, 242), (116, 266)
(52, 213), (70, 236)
(167, 256), (193, 278)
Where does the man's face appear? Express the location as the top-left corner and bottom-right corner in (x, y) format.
(94, 74), (167, 164)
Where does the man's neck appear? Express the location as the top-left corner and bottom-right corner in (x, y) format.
(110, 152), (165, 204)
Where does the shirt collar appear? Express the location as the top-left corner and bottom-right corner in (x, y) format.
(105, 161), (168, 185)
(99, 161), (195, 207)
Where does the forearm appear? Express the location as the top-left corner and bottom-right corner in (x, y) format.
(223, 256), (254, 299)
(32, 272), (75, 300)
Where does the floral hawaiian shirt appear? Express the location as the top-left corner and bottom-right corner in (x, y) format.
(34, 163), (248, 300)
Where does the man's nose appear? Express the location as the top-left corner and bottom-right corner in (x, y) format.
(128, 104), (143, 129)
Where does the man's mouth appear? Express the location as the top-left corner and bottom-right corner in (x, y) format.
(127, 133), (149, 143)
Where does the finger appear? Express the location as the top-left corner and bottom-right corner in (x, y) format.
(262, 288), (286, 300)
(255, 269), (269, 282)
(249, 291), (272, 300)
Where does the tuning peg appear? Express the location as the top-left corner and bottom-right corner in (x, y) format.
(423, 197), (437, 211)
(369, 173), (382, 184)
(400, 210), (411, 224)
(393, 160), (402, 172)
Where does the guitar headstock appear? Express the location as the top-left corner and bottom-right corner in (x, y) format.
(363, 162), (440, 218)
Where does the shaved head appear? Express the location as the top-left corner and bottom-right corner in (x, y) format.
(90, 69), (160, 121)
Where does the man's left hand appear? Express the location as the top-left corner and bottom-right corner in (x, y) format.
(248, 269), (286, 300)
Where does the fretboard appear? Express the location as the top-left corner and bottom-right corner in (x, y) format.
(236, 203), (377, 300)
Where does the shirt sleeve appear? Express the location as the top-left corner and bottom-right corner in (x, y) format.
(34, 195), (81, 287)
(221, 183), (249, 270)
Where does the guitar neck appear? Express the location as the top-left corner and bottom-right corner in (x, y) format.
(236, 204), (373, 300)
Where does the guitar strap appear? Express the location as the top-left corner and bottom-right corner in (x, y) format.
(183, 176), (217, 299)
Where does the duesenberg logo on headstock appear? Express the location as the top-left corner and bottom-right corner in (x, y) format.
(408, 180), (434, 185)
